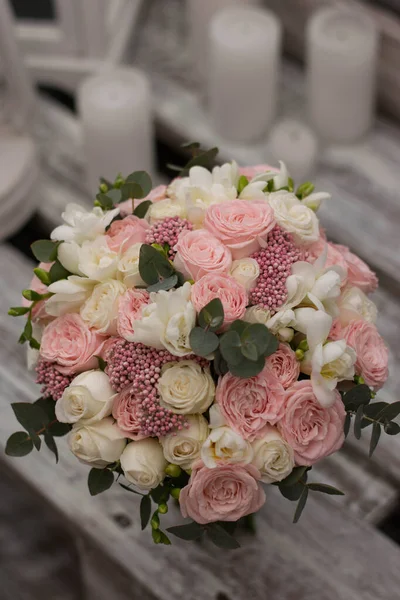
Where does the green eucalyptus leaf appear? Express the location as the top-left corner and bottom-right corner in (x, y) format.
(362, 402), (388, 419)
(167, 521), (204, 541)
(29, 338), (40, 350)
(384, 422), (400, 435)
(121, 171), (152, 201)
(279, 466), (309, 487)
(212, 349), (229, 376)
(369, 423), (381, 457)
(206, 523), (240, 549)
(343, 384), (372, 409)
(88, 468), (114, 496)
(133, 200), (152, 219)
(49, 260), (71, 283)
(219, 330), (242, 365)
(31, 240), (59, 262)
(44, 431), (58, 463)
(140, 495), (152, 530)
(95, 192), (114, 210)
(229, 355), (265, 378)
(354, 404), (364, 440)
(119, 483), (141, 495)
(139, 244), (175, 285)
(5, 431), (33, 457)
(146, 274), (178, 293)
(307, 483), (344, 496)
(344, 413), (351, 437)
(241, 342), (258, 361)
(105, 188), (122, 204)
(245, 323), (279, 358)
(376, 401), (400, 422)
(293, 486), (309, 523)
(180, 147), (219, 177)
(181, 141), (201, 151)
(189, 327), (219, 357)
(12, 402), (49, 438)
(279, 481), (304, 501)
(198, 298), (224, 331)
(229, 320), (249, 336)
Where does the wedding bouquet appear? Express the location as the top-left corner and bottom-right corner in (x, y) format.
(7, 146), (398, 549)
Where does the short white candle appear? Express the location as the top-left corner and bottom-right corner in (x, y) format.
(207, 7), (281, 143)
(307, 6), (379, 143)
(78, 68), (154, 194)
(187, 0), (261, 81)
(269, 118), (318, 181)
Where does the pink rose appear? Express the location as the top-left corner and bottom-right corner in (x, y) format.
(117, 289), (149, 341)
(329, 318), (344, 340)
(22, 262), (53, 322)
(191, 273), (247, 328)
(112, 384), (146, 440)
(239, 164), (276, 179)
(341, 320), (389, 390)
(204, 200), (275, 259)
(40, 313), (105, 375)
(106, 215), (149, 252)
(174, 229), (232, 281)
(216, 367), (286, 440)
(266, 343), (300, 389)
(306, 238), (348, 285)
(180, 460), (265, 524)
(118, 185), (168, 215)
(278, 381), (345, 465)
(335, 245), (378, 293)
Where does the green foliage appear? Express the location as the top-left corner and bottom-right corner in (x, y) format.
(168, 144), (219, 177)
(95, 192), (115, 210)
(44, 430), (59, 463)
(5, 432), (33, 457)
(95, 355), (107, 372)
(119, 483), (142, 495)
(307, 483), (344, 495)
(33, 267), (52, 285)
(369, 423), (381, 457)
(189, 327), (219, 357)
(31, 239), (59, 262)
(121, 171), (152, 201)
(133, 199), (152, 219)
(198, 298), (224, 332)
(12, 402), (49, 448)
(140, 495), (152, 530)
(342, 384), (372, 410)
(49, 260), (71, 283)
(88, 468), (114, 496)
(147, 274), (178, 293)
(206, 523), (240, 549)
(167, 521), (204, 541)
(8, 306), (30, 317)
(293, 486), (309, 523)
(296, 182), (315, 199)
(139, 244), (175, 286)
(237, 175), (249, 194)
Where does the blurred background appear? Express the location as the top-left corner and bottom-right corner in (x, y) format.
(1, 1), (400, 599)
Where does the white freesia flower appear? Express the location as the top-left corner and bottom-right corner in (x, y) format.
(57, 241), (83, 275)
(56, 370), (115, 425)
(208, 404), (226, 429)
(230, 258), (260, 291)
(120, 439), (167, 491)
(158, 360), (215, 414)
(244, 305), (271, 325)
(267, 309), (295, 336)
(250, 160), (290, 191)
(201, 426), (253, 468)
(131, 282), (196, 356)
(338, 286), (377, 326)
(117, 243), (145, 288)
(46, 276), (96, 317)
(161, 414), (209, 470)
(251, 426), (295, 483)
(68, 417), (126, 468)
(268, 190), (319, 244)
(148, 197), (187, 224)
(78, 236), (119, 281)
(238, 181), (267, 200)
(80, 280), (126, 334)
(51, 203), (119, 244)
(301, 191), (331, 211)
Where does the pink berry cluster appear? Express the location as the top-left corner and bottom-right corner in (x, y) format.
(145, 216), (193, 259)
(106, 340), (207, 437)
(36, 360), (74, 401)
(249, 226), (302, 313)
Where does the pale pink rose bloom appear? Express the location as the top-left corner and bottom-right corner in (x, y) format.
(341, 320), (389, 390)
(180, 460), (265, 524)
(118, 185), (168, 215)
(265, 343), (300, 389)
(174, 229), (232, 281)
(191, 273), (247, 328)
(335, 244), (378, 293)
(100, 336), (121, 362)
(117, 289), (149, 341)
(204, 200), (276, 260)
(106, 215), (149, 252)
(22, 262), (53, 323)
(329, 318), (344, 340)
(239, 164), (276, 179)
(216, 366), (286, 440)
(40, 313), (105, 375)
(306, 238), (348, 285)
(278, 381), (345, 466)
(112, 384), (146, 440)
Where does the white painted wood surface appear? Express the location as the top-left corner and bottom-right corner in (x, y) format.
(0, 244), (400, 599)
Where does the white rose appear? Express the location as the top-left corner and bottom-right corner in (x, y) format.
(244, 305), (271, 325)
(338, 286), (377, 326)
(268, 191), (319, 244)
(46, 276), (96, 317)
(148, 197), (186, 223)
(120, 438), (167, 490)
(80, 280), (126, 334)
(56, 370), (115, 424)
(201, 426), (253, 468)
(158, 360), (215, 414)
(161, 414), (209, 470)
(117, 243), (145, 288)
(251, 426), (295, 483)
(132, 282), (196, 356)
(57, 241), (83, 275)
(68, 417), (126, 468)
(230, 258), (260, 291)
(51, 203), (120, 244)
(78, 236), (119, 281)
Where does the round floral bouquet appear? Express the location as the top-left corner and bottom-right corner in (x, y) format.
(7, 146), (398, 549)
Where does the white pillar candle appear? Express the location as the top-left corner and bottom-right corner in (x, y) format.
(187, 0), (261, 81)
(78, 68), (154, 193)
(207, 7), (281, 143)
(269, 118), (318, 182)
(306, 6), (379, 143)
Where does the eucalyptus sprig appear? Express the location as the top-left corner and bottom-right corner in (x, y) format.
(167, 142), (219, 177)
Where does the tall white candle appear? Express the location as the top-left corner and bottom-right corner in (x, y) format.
(306, 7), (379, 143)
(207, 7), (281, 143)
(78, 68), (154, 193)
(269, 118), (318, 181)
(187, 0), (261, 81)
